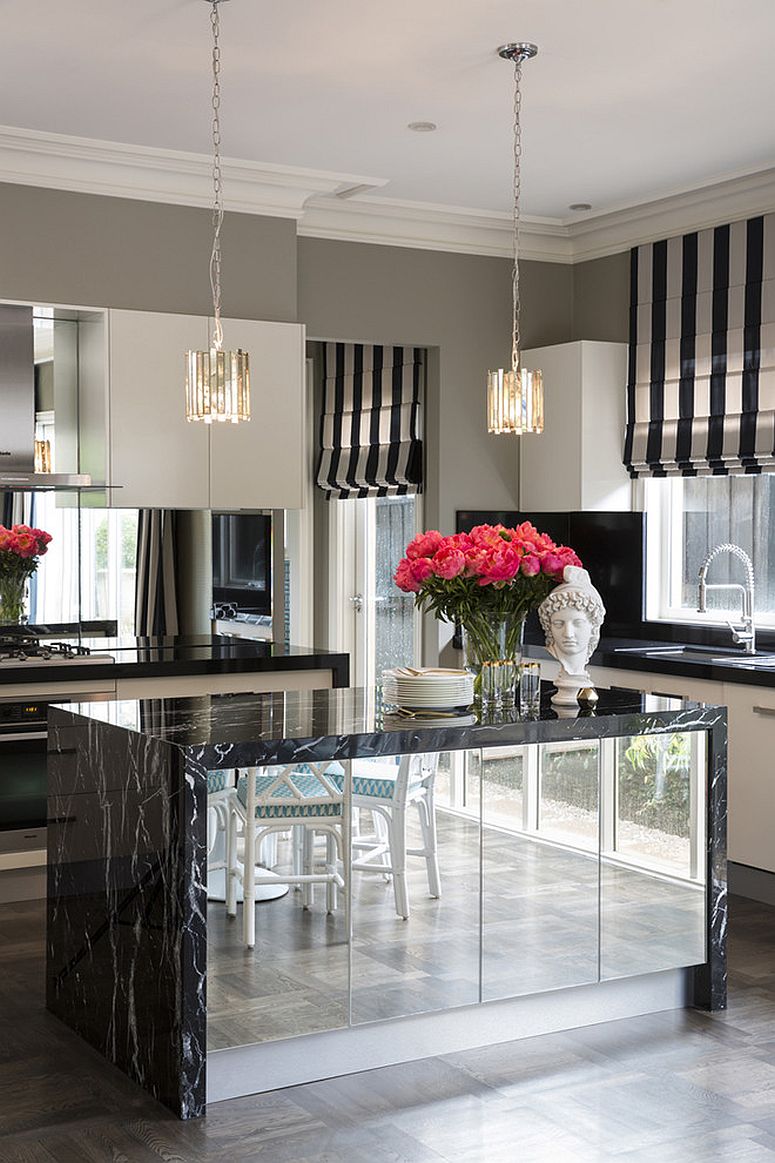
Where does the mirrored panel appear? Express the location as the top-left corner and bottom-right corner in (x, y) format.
(206, 763), (350, 1049)
(481, 740), (600, 1000)
(350, 749), (480, 1024)
(600, 731), (707, 979)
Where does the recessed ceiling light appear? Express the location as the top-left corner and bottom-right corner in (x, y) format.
(408, 121), (437, 133)
(568, 202), (592, 211)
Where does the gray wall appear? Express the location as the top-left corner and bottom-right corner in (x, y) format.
(572, 253), (629, 343)
(0, 179), (630, 650)
(298, 236), (574, 536)
(0, 182), (298, 322)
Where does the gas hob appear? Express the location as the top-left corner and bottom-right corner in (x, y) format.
(0, 636), (115, 667)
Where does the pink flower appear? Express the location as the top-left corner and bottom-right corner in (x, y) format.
(410, 557), (435, 585)
(406, 530), (444, 560)
(432, 546), (465, 580)
(480, 546), (521, 584)
(13, 531), (36, 558)
(541, 553), (564, 578)
(520, 554), (540, 577)
(394, 558), (420, 593)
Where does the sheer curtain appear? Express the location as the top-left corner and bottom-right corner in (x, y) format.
(134, 510), (180, 637)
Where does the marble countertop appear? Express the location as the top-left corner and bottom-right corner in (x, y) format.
(524, 635), (775, 688)
(0, 634), (349, 686)
(52, 684), (723, 768)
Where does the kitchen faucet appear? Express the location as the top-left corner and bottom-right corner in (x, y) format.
(697, 543), (756, 654)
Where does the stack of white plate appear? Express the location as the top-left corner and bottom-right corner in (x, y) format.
(382, 666), (474, 712)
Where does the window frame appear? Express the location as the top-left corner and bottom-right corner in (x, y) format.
(643, 476), (775, 630)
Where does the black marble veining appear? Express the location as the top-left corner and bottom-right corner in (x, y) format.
(46, 684), (727, 1120)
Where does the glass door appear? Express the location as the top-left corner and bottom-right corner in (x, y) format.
(329, 495), (421, 688)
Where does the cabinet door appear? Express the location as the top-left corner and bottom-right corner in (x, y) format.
(209, 319), (305, 510)
(109, 310), (210, 509)
(723, 683), (775, 873)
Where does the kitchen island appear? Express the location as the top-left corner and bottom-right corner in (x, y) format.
(46, 686), (726, 1119)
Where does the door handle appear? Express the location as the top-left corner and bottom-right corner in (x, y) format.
(752, 706), (775, 718)
(350, 593), (364, 614)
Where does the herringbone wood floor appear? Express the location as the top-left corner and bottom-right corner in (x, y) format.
(1, 895), (774, 1161)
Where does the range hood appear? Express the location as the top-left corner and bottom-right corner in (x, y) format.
(0, 304), (92, 489)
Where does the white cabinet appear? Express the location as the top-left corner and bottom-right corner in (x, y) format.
(209, 318), (305, 511)
(520, 341), (631, 512)
(108, 310), (210, 509)
(104, 309), (305, 510)
(722, 683), (775, 873)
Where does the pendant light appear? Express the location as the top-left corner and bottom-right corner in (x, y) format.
(487, 43), (543, 436)
(185, 0), (250, 425)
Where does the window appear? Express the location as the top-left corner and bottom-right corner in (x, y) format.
(644, 475), (775, 626)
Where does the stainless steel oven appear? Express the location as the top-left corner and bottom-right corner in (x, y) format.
(0, 693), (108, 858)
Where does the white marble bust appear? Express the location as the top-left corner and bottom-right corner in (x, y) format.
(538, 566), (606, 706)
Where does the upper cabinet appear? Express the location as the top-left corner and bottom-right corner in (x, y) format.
(209, 317), (305, 511)
(96, 309), (305, 510)
(109, 310), (210, 509)
(519, 341), (631, 513)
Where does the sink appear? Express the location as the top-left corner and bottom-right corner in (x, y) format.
(614, 645), (775, 666)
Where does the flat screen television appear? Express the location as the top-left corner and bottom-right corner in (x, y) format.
(212, 512), (272, 616)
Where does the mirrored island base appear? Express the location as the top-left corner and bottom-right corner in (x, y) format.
(45, 686), (726, 1119)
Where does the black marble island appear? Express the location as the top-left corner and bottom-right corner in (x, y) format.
(46, 686), (727, 1119)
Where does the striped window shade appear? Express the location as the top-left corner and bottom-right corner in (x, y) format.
(624, 214), (775, 477)
(316, 342), (423, 499)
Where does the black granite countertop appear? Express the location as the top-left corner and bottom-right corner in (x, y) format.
(0, 634), (349, 687)
(54, 684), (722, 768)
(524, 636), (775, 690)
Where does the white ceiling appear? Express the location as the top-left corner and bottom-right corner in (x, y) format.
(2, 0), (775, 222)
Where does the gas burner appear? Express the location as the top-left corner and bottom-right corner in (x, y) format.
(0, 637), (113, 666)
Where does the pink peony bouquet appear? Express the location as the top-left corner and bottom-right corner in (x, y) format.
(0, 524), (53, 624)
(394, 522), (582, 662)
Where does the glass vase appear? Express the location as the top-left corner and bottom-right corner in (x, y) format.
(462, 613), (525, 709)
(0, 573), (28, 626)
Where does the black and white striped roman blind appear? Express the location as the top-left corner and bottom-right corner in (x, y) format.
(624, 214), (775, 476)
(316, 342), (423, 499)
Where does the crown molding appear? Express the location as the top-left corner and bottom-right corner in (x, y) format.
(299, 195), (573, 262)
(0, 124), (387, 219)
(0, 125), (774, 264)
(564, 165), (775, 262)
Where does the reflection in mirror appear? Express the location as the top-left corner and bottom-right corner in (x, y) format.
(206, 763), (350, 1049)
(600, 731), (707, 979)
(350, 750), (480, 1024)
(481, 741), (600, 1000)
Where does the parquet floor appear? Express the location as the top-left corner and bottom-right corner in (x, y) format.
(1, 895), (774, 1161)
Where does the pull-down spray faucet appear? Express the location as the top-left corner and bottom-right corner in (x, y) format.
(697, 543), (756, 654)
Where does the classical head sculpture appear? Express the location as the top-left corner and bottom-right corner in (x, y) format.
(538, 566), (606, 693)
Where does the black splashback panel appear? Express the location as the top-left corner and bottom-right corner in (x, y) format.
(455, 510), (645, 642)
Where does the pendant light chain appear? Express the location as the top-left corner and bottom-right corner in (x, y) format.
(486, 41), (542, 436)
(209, 0), (224, 351)
(511, 59), (522, 376)
(185, 0), (250, 426)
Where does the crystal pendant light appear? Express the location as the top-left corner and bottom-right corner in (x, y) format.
(487, 43), (543, 436)
(186, 0), (250, 425)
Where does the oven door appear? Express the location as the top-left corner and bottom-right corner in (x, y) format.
(0, 729), (48, 856)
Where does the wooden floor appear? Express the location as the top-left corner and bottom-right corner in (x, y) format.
(1, 897), (774, 1162)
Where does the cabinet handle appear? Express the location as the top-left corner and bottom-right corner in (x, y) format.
(752, 705), (775, 718)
